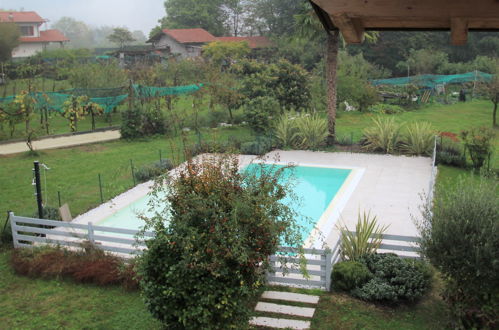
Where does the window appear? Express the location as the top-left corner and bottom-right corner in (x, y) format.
(20, 26), (34, 36)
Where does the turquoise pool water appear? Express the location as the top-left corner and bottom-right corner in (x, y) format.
(96, 164), (351, 240)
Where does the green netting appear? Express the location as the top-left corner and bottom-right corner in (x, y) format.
(0, 95), (15, 104)
(371, 71), (493, 88)
(58, 86), (128, 98)
(33, 92), (70, 113)
(132, 83), (203, 99)
(89, 94), (128, 113)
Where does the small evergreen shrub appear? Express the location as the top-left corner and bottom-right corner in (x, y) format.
(240, 138), (273, 155)
(352, 253), (433, 304)
(400, 121), (436, 156)
(134, 159), (173, 183)
(294, 114), (328, 149)
(331, 261), (372, 292)
(120, 107), (143, 139)
(243, 96), (280, 133)
(369, 104), (405, 114)
(142, 107), (168, 136)
(461, 127), (495, 169)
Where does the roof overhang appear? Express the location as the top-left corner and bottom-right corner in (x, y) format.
(310, 0), (499, 45)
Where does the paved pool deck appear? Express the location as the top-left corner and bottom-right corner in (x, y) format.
(71, 151), (433, 252)
(258, 151), (433, 249)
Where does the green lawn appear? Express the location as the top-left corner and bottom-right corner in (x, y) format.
(0, 126), (253, 228)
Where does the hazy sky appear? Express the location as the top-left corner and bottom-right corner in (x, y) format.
(0, 0), (165, 33)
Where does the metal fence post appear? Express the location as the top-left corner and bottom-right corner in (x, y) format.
(98, 174), (104, 203)
(88, 222), (95, 244)
(130, 159), (136, 186)
(325, 252), (333, 291)
(57, 191), (61, 207)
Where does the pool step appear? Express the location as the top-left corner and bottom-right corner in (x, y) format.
(250, 291), (319, 329)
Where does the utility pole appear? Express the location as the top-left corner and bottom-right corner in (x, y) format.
(33, 161), (43, 218)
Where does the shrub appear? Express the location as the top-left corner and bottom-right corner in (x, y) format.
(339, 211), (388, 261)
(294, 114), (328, 150)
(207, 110), (228, 128)
(417, 177), (498, 328)
(243, 96), (280, 133)
(137, 155), (302, 329)
(134, 159), (173, 183)
(369, 104), (405, 114)
(186, 140), (240, 158)
(274, 114), (299, 148)
(10, 245), (139, 288)
(361, 117), (402, 153)
(352, 253), (433, 303)
(142, 107), (167, 136)
(331, 261), (372, 292)
(0, 219), (12, 245)
(400, 122), (436, 156)
(461, 127), (495, 169)
(240, 137), (273, 155)
(32, 206), (61, 220)
(120, 107), (143, 139)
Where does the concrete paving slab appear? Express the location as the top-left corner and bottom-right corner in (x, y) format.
(261, 291), (320, 304)
(250, 317), (311, 330)
(255, 302), (315, 318)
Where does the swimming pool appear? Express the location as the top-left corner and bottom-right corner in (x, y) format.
(95, 163), (356, 244)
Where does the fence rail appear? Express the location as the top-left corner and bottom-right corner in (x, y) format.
(9, 213), (421, 291)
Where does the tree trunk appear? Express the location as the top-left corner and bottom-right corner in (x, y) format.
(326, 30), (339, 145)
(493, 100), (497, 127)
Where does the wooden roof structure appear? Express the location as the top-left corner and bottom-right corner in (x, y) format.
(310, 0), (499, 45)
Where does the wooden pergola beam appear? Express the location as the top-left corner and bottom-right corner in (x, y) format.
(310, 0), (499, 45)
(331, 14), (364, 44)
(451, 18), (468, 45)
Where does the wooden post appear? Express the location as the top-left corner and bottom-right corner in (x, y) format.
(325, 252), (333, 291)
(87, 222), (95, 244)
(9, 212), (19, 248)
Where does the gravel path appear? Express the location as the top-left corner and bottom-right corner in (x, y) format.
(0, 130), (121, 155)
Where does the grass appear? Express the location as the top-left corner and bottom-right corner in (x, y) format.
(0, 126), (253, 228)
(0, 250), (161, 329)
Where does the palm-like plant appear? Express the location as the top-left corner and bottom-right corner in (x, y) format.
(274, 114), (299, 148)
(339, 211), (389, 261)
(362, 117), (402, 153)
(294, 114), (328, 149)
(401, 122), (436, 156)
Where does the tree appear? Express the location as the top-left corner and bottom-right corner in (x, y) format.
(138, 155), (302, 328)
(0, 22), (20, 62)
(246, 0), (303, 36)
(107, 27), (136, 49)
(202, 40), (250, 65)
(480, 65), (499, 127)
(222, 0), (247, 36)
(160, 0), (227, 36)
(52, 17), (93, 48)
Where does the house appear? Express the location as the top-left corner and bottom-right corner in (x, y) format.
(147, 28), (273, 59)
(0, 11), (69, 58)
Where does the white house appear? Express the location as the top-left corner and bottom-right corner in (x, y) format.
(0, 11), (69, 58)
(147, 28), (274, 59)
(147, 28), (216, 58)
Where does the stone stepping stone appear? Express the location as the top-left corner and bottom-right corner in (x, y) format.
(255, 302), (315, 318)
(250, 316), (311, 330)
(261, 291), (320, 304)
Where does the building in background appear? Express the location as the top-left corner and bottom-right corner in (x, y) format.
(0, 11), (69, 58)
(147, 28), (273, 59)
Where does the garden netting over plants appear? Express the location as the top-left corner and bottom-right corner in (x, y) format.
(0, 83), (204, 114)
(371, 71), (493, 88)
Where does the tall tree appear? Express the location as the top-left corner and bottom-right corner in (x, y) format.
(107, 27), (136, 49)
(161, 0), (227, 36)
(0, 22), (20, 62)
(247, 0), (303, 36)
(52, 17), (93, 48)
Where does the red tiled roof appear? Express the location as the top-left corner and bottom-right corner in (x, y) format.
(215, 36), (273, 48)
(0, 11), (45, 23)
(162, 28), (216, 44)
(20, 29), (69, 43)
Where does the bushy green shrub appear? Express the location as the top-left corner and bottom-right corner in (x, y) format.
(0, 219), (12, 245)
(400, 122), (436, 156)
(137, 155), (302, 329)
(369, 104), (405, 114)
(331, 261), (372, 292)
(352, 253), (433, 303)
(243, 96), (280, 133)
(461, 127), (495, 169)
(240, 137), (273, 155)
(207, 110), (228, 128)
(142, 107), (168, 136)
(417, 177), (498, 328)
(361, 117), (402, 153)
(134, 159), (173, 183)
(120, 107), (143, 139)
(31, 206), (61, 220)
(186, 140), (240, 157)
